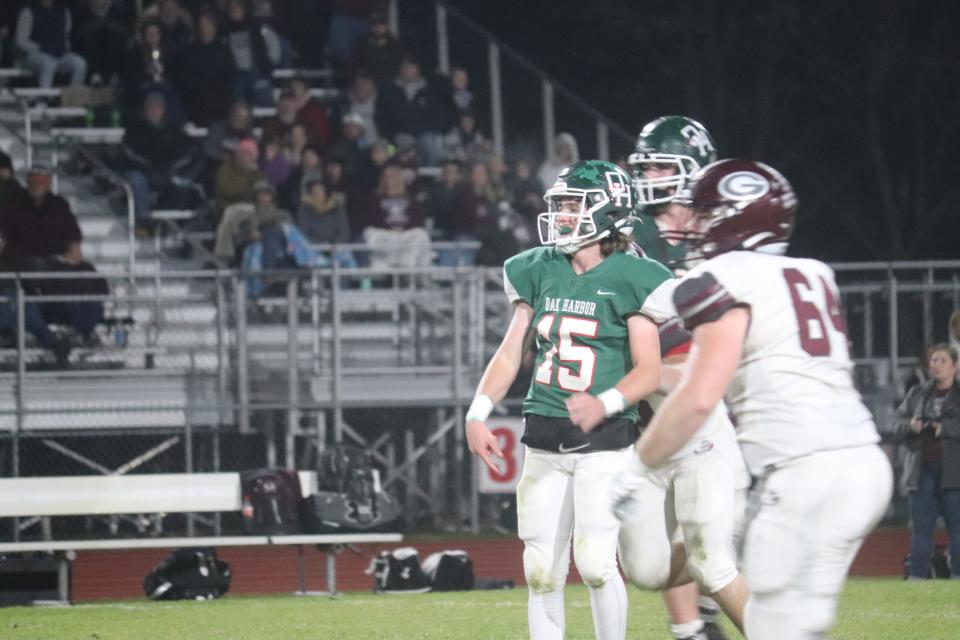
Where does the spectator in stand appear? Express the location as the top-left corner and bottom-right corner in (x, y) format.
(15, 0), (87, 88)
(239, 215), (327, 299)
(261, 89), (299, 143)
(323, 154), (348, 202)
(142, 0), (193, 52)
(203, 99), (254, 165)
(4, 166), (81, 263)
(0, 228), (71, 365)
(486, 154), (510, 203)
(259, 132), (291, 188)
(288, 75), (331, 150)
(353, 11), (400, 84)
(121, 19), (186, 126)
(224, 0), (281, 106)
(215, 179), (291, 264)
(297, 176), (357, 269)
(0, 151), (26, 210)
(537, 131), (579, 189)
(427, 158), (464, 240)
(279, 144), (322, 213)
(284, 124), (308, 165)
(376, 54), (447, 166)
(443, 109), (490, 164)
(121, 92), (193, 227)
(350, 137), (392, 192)
(174, 9), (235, 127)
(449, 160), (498, 258)
(214, 137), (264, 214)
(326, 113), (367, 179)
(362, 161), (431, 269)
(504, 156), (543, 222)
(4, 167), (105, 340)
(449, 66), (473, 114)
(72, 0), (129, 85)
(950, 310), (960, 358)
(325, 0), (372, 66)
(339, 70), (378, 146)
(895, 343), (960, 579)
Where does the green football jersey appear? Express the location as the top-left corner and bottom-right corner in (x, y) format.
(632, 208), (688, 270)
(503, 246), (674, 421)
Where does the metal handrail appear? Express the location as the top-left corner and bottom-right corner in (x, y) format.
(438, 1), (634, 144)
(69, 146), (137, 292)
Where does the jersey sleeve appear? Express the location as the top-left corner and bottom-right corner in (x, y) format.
(658, 317), (691, 358)
(637, 277), (678, 324)
(672, 258), (745, 330)
(503, 254), (535, 305)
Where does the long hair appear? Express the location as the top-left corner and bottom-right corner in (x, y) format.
(600, 230), (631, 257)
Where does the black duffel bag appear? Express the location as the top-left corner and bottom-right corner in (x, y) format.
(143, 548), (231, 600)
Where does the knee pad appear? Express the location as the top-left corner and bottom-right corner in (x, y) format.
(617, 542), (670, 590)
(523, 543), (569, 594)
(572, 532), (619, 588)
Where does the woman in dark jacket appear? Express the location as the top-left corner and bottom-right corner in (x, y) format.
(894, 343), (960, 579)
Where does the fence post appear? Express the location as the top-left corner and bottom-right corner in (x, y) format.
(331, 261), (343, 444)
(286, 277), (299, 469)
(596, 120), (609, 161)
(13, 280), (25, 542)
(542, 80), (555, 164)
(235, 275), (250, 433)
(436, 2), (450, 74)
(488, 42), (504, 157)
(887, 270), (899, 386)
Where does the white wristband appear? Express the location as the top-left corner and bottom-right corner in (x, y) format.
(466, 394), (494, 422)
(597, 388), (627, 417)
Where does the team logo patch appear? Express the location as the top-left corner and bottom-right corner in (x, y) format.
(717, 171), (770, 201)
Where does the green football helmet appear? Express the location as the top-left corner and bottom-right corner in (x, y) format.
(627, 115), (718, 205)
(538, 160), (636, 254)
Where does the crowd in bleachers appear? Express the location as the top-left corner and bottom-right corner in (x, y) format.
(1, 0), (558, 284)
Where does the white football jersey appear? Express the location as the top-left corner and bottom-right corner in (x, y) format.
(673, 251), (878, 475)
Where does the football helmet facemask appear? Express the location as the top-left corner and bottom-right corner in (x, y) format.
(628, 115), (718, 205)
(673, 159), (798, 261)
(538, 160), (637, 254)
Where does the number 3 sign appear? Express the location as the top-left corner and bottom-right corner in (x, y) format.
(477, 417), (526, 493)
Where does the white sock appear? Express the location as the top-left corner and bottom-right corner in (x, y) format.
(588, 577), (628, 640)
(698, 595), (719, 622)
(528, 590), (565, 640)
(670, 619), (705, 639)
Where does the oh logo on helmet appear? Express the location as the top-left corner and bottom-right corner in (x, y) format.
(605, 171), (632, 207)
(717, 171), (770, 201)
(681, 124), (715, 157)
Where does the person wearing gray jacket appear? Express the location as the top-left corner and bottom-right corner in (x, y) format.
(893, 343), (960, 579)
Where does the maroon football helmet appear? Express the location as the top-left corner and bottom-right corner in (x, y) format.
(673, 159), (798, 259)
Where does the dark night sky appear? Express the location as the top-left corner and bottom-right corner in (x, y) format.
(411, 0), (960, 262)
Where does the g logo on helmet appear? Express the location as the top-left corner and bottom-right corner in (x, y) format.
(717, 171), (770, 201)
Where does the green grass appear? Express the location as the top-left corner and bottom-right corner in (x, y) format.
(1, 578), (958, 639)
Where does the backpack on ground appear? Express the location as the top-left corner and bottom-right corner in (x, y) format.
(300, 446), (402, 533)
(369, 547), (431, 594)
(240, 468), (303, 535)
(421, 550), (475, 591)
(143, 547), (231, 600)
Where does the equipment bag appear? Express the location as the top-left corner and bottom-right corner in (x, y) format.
(421, 550), (475, 591)
(301, 446), (402, 533)
(240, 468), (303, 535)
(143, 548), (231, 600)
(369, 547), (431, 593)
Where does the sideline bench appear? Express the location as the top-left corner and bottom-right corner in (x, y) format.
(0, 472), (402, 602)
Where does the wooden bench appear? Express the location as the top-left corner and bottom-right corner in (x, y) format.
(0, 472), (401, 602)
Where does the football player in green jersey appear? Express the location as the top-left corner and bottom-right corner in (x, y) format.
(624, 116), (746, 640)
(628, 115), (718, 272)
(465, 160), (675, 640)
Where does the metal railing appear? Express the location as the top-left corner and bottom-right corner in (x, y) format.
(434, 1), (634, 161)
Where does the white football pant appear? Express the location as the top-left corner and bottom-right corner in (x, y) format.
(743, 444), (892, 640)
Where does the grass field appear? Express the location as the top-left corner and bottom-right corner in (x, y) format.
(2, 578), (958, 639)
